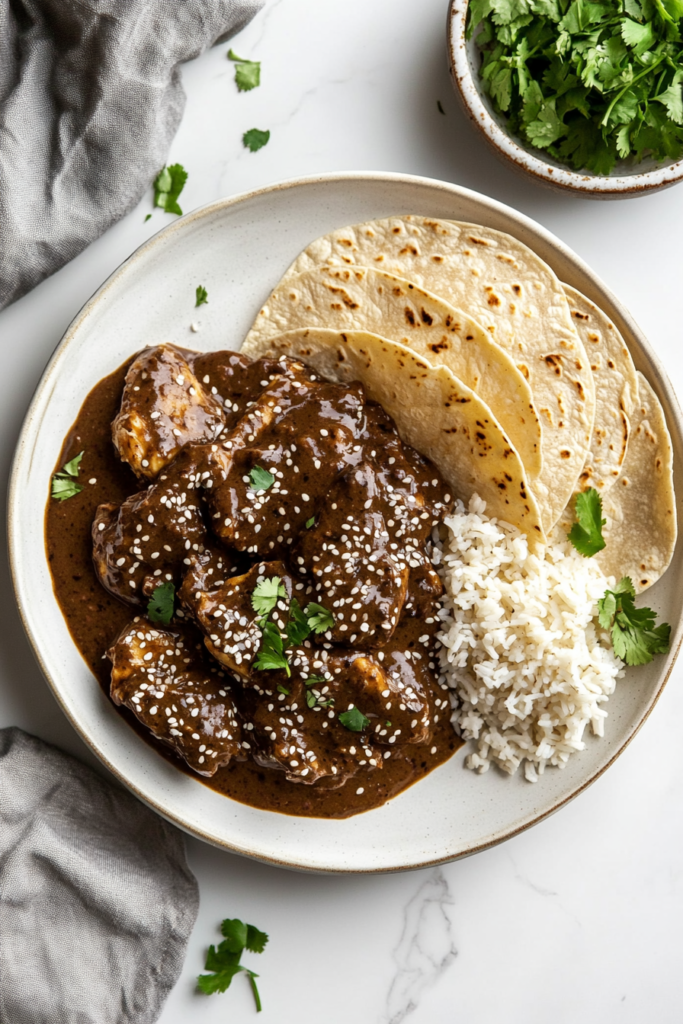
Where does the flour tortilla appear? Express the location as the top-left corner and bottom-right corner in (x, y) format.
(242, 328), (546, 543)
(243, 264), (543, 480)
(565, 286), (639, 494)
(595, 373), (677, 592)
(283, 215), (595, 533)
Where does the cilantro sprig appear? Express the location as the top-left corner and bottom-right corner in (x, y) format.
(468, 0), (683, 175)
(147, 580), (175, 626)
(598, 576), (671, 665)
(198, 916), (268, 1011)
(51, 451), (84, 501)
(153, 163), (188, 215)
(250, 577), (335, 678)
(568, 487), (606, 556)
(228, 49), (261, 91)
(195, 285), (208, 307)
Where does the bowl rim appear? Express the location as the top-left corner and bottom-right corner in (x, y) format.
(8, 169), (683, 873)
(447, 0), (683, 196)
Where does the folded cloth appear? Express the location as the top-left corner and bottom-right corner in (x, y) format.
(0, 0), (264, 311)
(0, 727), (199, 1024)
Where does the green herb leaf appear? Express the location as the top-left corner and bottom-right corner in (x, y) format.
(305, 602), (335, 635)
(277, 684), (290, 694)
(254, 620), (290, 676)
(252, 576), (286, 619)
(249, 465), (275, 491)
(285, 596), (312, 645)
(153, 163), (188, 216)
(304, 674), (327, 685)
(338, 707), (370, 732)
(305, 516), (316, 528)
(195, 285), (208, 307)
(598, 577), (671, 665)
(198, 917), (267, 1011)
(147, 580), (175, 625)
(51, 451), (84, 501)
(568, 487), (606, 556)
(243, 128), (271, 152)
(228, 49), (261, 91)
(144, 213), (152, 222)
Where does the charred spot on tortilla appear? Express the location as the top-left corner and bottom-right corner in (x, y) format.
(420, 308), (433, 325)
(512, 284), (522, 295)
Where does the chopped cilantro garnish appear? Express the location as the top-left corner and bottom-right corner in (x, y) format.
(243, 128), (271, 152)
(147, 580), (175, 626)
(198, 916), (268, 1011)
(305, 516), (316, 528)
(285, 596), (312, 645)
(153, 163), (188, 216)
(304, 602), (335, 634)
(51, 450), (84, 501)
(228, 49), (261, 91)
(568, 487), (606, 557)
(251, 576), (286, 619)
(254, 620), (290, 676)
(249, 465), (275, 491)
(195, 285), (208, 307)
(339, 707), (370, 732)
(598, 576), (671, 666)
(306, 689), (334, 709)
(277, 684), (290, 695)
(304, 674), (327, 685)
(468, 0), (683, 175)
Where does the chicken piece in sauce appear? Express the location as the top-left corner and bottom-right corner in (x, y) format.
(108, 619), (243, 776)
(112, 344), (225, 480)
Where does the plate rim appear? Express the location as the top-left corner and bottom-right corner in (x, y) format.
(9, 169), (683, 873)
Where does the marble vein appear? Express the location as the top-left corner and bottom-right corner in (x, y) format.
(382, 867), (457, 1024)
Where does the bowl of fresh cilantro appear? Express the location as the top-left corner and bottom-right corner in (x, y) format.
(448, 0), (683, 195)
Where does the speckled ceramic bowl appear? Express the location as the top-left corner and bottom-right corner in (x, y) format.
(448, 0), (683, 198)
(9, 173), (683, 873)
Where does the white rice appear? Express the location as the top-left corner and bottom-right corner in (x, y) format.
(434, 495), (624, 782)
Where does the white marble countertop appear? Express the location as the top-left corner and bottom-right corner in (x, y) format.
(2, 0), (683, 1021)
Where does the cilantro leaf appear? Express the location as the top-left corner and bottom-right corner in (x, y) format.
(153, 163), (188, 216)
(195, 285), (208, 307)
(249, 465), (275, 491)
(277, 684), (290, 694)
(568, 487), (606, 556)
(228, 49), (261, 91)
(305, 516), (316, 528)
(198, 917), (267, 1011)
(339, 707), (370, 732)
(304, 674), (327, 685)
(147, 580), (175, 625)
(598, 577), (671, 665)
(621, 17), (656, 53)
(243, 128), (271, 152)
(51, 450), (84, 501)
(252, 576), (286, 619)
(305, 602), (335, 634)
(254, 620), (290, 676)
(285, 596), (312, 645)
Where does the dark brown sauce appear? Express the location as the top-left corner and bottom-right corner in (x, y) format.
(45, 358), (461, 818)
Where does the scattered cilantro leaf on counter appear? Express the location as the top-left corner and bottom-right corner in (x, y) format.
(252, 576), (286, 619)
(195, 285), (208, 307)
(468, 0), (683, 174)
(198, 916), (268, 1011)
(305, 516), (315, 528)
(305, 602), (335, 634)
(568, 487), (606, 556)
(598, 576), (671, 665)
(228, 49), (261, 91)
(147, 580), (175, 625)
(249, 465), (275, 491)
(254, 620), (290, 676)
(51, 450), (84, 501)
(285, 596), (312, 645)
(339, 707), (370, 732)
(144, 213), (152, 222)
(243, 128), (270, 152)
(437, 100), (446, 114)
(153, 163), (188, 216)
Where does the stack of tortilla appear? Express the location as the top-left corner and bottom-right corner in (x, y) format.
(241, 215), (676, 593)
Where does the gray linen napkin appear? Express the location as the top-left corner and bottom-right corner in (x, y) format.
(0, 0), (264, 312)
(0, 727), (199, 1024)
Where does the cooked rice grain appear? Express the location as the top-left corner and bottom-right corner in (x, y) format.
(435, 495), (624, 782)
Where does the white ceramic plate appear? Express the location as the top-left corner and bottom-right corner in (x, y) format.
(9, 173), (683, 873)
